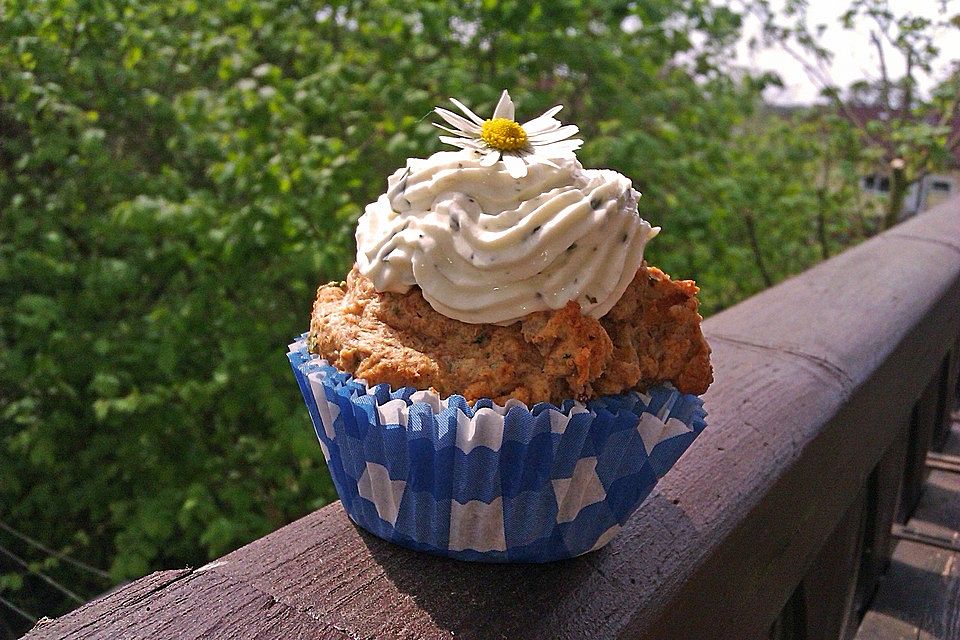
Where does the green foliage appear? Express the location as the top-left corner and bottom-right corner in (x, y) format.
(754, 0), (960, 227)
(1, 0), (871, 631)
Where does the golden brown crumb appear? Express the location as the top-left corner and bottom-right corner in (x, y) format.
(308, 265), (712, 404)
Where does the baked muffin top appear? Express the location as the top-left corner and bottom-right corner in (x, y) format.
(309, 264), (711, 405)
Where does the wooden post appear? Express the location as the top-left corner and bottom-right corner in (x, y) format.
(899, 366), (945, 521)
(932, 338), (960, 451)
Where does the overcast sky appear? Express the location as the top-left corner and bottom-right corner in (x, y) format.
(734, 0), (960, 104)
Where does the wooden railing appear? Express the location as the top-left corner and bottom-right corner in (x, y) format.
(27, 198), (960, 640)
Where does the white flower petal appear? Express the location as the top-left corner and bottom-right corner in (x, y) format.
(449, 98), (486, 125)
(542, 138), (584, 150)
(492, 90), (515, 120)
(479, 149), (501, 166)
(531, 139), (583, 156)
(528, 124), (580, 145)
(439, 136), (482, 149)
(501, 152), (528, 178)
(523, 104), (563, 135)
(533, 139), (583, 152)
(523, 104), (562, 125)
(525, 155), (561, 170)
(432, 122), (475, 137)
(435, 107), (481, 134)
(523, 119), (562, 136)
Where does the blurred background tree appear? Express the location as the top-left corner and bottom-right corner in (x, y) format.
(0, 0), (931, 634)
(753, 0), (960, 228)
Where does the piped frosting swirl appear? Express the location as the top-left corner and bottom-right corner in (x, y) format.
(355, 150), (659, 325)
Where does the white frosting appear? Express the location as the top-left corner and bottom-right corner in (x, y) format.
(355, 150), (659, 325)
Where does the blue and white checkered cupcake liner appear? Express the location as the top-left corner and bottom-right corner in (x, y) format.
(288, 335), (707, 562)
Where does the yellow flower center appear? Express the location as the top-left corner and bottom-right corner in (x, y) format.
(480, 118), (528, 151)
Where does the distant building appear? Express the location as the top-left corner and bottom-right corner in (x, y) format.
(849, 105), (960, 217)
(860, 172), (956, 215)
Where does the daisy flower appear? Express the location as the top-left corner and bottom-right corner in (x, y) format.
(433, 90), (583, 178)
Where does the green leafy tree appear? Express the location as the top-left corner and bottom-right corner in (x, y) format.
(1, 0), (871, 633)
(753, 0), (960, 228)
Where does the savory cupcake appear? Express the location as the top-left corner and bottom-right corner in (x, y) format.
(290, 90), (711, 562)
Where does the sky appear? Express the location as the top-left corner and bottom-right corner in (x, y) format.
(735, 0), (960, 104)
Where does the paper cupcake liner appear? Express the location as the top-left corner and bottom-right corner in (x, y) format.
(288, 334), (707, 563)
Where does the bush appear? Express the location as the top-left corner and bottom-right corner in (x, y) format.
(0, 0), (869, 631)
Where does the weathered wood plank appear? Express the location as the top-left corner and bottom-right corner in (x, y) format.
(856, 413), (960, 640)
(36, 340), (850, 640)
(856, 429), (911, 630)
(192, 341), (845, 640)
(932, 345), (959, 451)
(24, 566), (352, 640)
(900, 360), (945, 522)
(927, 452), (960, 475)
(858, 505), (960, 640)
(801, 487), (870, 640)
(855, 539), (960, 640)
(909, 468), (960, 544)
(634, 228), (960, 638)
(26, 571), (192, 639)
(944, 411), (960, 455)
(26, 200), (960, 639)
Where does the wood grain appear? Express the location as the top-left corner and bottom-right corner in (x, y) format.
(855, 417), (960, 639)
(900, 357), (946, 522)
(26, 199), (960, 639)
(856, 539), (960, 640)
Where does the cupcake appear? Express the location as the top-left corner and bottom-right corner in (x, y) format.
(289, 90), (712, 562)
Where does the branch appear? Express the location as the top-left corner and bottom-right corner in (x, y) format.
(902, 48), (914, 112)
(65, 25), (82, 69)
(947, 129), (960, 154)
(870, 30), (891, 112)
(742, 210), (773, 288)
(939, 76), (960, 151)
(773, 38), (885, 149)
(904, 75), (960, 173)
(815, 151), (833, 259)
(743, 3), (885, 148)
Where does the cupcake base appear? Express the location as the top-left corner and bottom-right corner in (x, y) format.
(288, 335), (706, 563)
